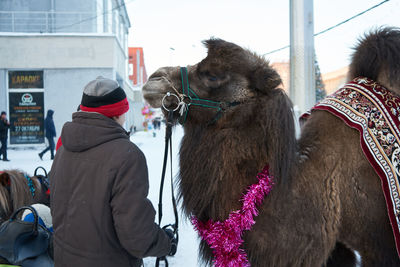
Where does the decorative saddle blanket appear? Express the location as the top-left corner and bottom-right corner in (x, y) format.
(308, 76), (400, 256)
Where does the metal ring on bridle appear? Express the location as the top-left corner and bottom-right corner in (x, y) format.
(162, 92), (181, 112)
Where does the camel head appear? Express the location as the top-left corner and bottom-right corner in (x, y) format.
(143, 38), (283, 126)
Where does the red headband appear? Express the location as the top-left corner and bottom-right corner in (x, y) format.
(80, 98), (129, 118)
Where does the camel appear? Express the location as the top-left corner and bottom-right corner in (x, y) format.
(142, 27), (400, 266)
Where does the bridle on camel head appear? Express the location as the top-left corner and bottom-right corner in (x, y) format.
(161, 67), (241, 126)
(156, 67), (243, 266)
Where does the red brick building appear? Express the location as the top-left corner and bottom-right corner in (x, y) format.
(128, 47), (147, 86)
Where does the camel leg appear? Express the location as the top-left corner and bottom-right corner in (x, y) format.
(356, 235), (399, 267)
(326, 242), (357, 267)
(344, 194), (399, 266)
(342, 194), (400, 267)
(335, 135), (400, 267)
(358, 247), (399, 266)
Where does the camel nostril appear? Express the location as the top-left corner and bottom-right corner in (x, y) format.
(148, 76), (164, 82)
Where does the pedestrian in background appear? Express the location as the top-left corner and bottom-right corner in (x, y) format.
(0, 111), (10, 161)
(39, 109), (56, 160)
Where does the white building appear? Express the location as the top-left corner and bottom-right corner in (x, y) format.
(0, 0), (135, 145)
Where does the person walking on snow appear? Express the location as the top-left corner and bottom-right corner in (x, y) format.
(39, 109), (56, 160)
(0, 111), (10, 161)
(50, 77), (176, 267)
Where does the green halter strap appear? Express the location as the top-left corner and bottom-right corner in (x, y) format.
(179, 67), (240, 125)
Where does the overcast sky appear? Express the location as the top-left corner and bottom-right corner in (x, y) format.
(126, 0), (400, 76)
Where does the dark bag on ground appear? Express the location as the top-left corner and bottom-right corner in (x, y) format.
(0, 206), (53, 267)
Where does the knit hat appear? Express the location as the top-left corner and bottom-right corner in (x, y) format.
(80, 76), (129, 117)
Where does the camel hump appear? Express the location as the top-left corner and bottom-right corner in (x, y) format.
(348, 27), (400, 89)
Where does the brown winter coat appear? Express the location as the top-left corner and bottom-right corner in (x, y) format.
(50, 112), (171, 267)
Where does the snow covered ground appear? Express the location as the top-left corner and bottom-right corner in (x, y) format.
(0, 125), (200, 267)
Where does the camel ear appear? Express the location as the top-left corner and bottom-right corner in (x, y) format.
(250, 65), (282, 93)
(0, 172), (10, 187)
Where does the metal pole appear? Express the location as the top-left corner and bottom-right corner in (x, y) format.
(289, 0), (315, 114)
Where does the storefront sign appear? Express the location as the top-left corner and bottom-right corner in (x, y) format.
(9, 92), (44, 144)
(8, 70), (44, 89)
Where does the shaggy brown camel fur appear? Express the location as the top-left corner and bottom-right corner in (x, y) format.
(142, 27), (400, 266)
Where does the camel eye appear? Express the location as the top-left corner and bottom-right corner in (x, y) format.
(208, 75), (218, 82)
(198, 69), (228, 89)
(203, 71), (219, 82)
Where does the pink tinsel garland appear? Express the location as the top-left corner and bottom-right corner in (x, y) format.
(191, 166), (274, 267)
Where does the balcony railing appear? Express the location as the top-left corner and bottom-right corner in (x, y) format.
(0, 11), (98, 33)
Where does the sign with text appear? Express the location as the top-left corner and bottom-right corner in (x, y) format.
(8, 70), (44, 89)
(9, 92), (44, 144)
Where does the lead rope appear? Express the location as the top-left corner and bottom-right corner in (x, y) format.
(169, 125), (179, 238)
(155, 110), (179, 267)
